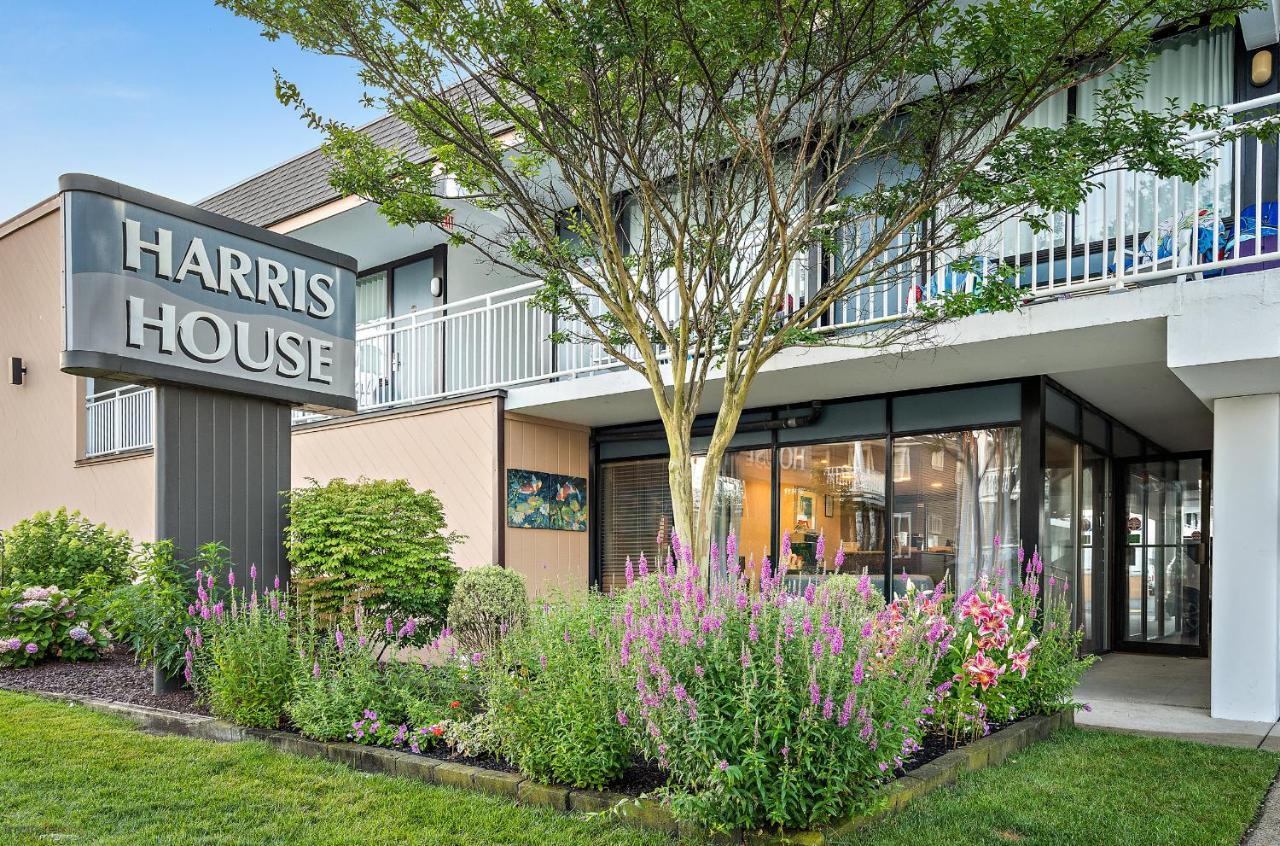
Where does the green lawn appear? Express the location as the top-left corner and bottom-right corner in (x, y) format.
(0, 690), (1275, 846)
(840, 728), (1279, 846)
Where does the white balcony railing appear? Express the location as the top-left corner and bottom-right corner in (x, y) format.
(84, 385), (153, 458)
(85, 92), (1280, 454)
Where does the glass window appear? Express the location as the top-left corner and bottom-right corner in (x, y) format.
(355, 272), (389, 325)
(890, 428), (1020, 596)
(1043, 431), (1079, 599)
(696, 449), (774, 585)
(778, 441), (887, 594)
(598, 458), (673, 593)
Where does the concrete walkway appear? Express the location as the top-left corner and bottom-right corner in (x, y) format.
(1074, 653), (1280, 750)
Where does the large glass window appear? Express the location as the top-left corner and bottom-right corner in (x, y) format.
(1043, 431), (1078, 600)
(777, 441), (887, 594)
(598, 458), (673, 593)
(889, 428), (1020, 595)
(697, 449), (774, 584)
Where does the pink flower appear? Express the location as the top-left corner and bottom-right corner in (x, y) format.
(249, 564), (257, 582)
(616, 710), (629, 726)
(963, 652), (1001, 690)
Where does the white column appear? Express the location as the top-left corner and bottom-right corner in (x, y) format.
(1211, 394), (1280, 722)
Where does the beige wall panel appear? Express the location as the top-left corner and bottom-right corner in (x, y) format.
(503, 413), (590, 595)
(0, 205), (155, 542)
(292, 398), (499, 568)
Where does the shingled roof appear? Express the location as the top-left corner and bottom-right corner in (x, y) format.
(198, 114), (431, 228)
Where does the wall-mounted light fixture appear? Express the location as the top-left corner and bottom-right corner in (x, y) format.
(1253, 49), (1273, 87)
(9, 357), (27, 386)
(430, 276), (443, 298)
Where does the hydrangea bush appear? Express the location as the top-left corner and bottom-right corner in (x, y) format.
(613, 530), (952, 831)
(0, 585), (111, 668)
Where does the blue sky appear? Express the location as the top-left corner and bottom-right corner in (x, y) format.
(0, 1), (376, 220)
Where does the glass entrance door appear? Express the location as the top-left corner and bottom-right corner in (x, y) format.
(1118, 456), (1210, 655)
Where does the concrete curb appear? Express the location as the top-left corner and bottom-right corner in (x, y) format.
(30, 689), (1073, 843)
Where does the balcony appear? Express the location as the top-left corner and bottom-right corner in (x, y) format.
(82, 92), (1280, 458)
(84, 385), (153, 458)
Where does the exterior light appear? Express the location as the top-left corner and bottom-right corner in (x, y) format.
(9, 357), (26, 385)
(1253, 50), (1273, 87)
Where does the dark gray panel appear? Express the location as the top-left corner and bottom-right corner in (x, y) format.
(777, 399), (886, 443)
(1045, 387), (1080, 435)
(155, 385), (290, 588)
(892, 383), (1021, 432)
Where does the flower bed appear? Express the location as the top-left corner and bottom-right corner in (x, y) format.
(17, 686), (1074, 844)
(1, 516), (1093, 840)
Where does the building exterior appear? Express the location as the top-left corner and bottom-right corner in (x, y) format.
(4, 16), (1280, 721)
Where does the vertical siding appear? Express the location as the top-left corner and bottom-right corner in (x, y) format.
(291, 398), (499, 568)
(503, 413), (590, 596)
(0, 203), (154, 540)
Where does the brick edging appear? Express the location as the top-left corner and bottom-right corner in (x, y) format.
(25, 689), (1073, 843)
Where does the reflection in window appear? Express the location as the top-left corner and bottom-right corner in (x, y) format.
(777, 441), (887, 594)
(697, 449), (774, 584)
(889, 428), (1020, 596)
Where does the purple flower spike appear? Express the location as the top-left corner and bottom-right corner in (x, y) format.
(815, 531), (826, 564)
(250, 563), (257, 582)
(833, 544), (845, 571)
(335, 628), (345, 651)
(274, 575), (281, 591)
(227, 570), (235, 588)
(781, 532), (792, 562)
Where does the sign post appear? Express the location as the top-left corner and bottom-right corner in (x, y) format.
(58, 174), (357, 690)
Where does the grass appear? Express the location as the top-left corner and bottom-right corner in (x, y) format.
(0, 691), (670, 846)
(839, 727), (1280, 846)
(0, 691), (1275, 846)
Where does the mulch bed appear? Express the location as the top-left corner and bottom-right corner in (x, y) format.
(0, 650), (994, 798)
(0, 649), (207, 715)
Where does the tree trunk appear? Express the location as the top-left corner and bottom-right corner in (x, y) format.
(664, 389), (750, 577)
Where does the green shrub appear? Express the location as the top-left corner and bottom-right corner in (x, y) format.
(289, 608), (428, 741)
(103, 541), (192, 680)
(0, 508), (132, 590)
(0, 585), (112, 667)
(485, 593), (630, 789)
(285, 478), (461, 643)
(447, 566), (528, 656)
(189, 544), (296, 729)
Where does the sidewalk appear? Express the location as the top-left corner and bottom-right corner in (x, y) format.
(1074, 653), (1280, 750)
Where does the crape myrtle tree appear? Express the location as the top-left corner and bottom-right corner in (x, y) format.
(221, 0), (1254, 565)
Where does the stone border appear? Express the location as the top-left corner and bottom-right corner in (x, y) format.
(28, 689), (1073, 844)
